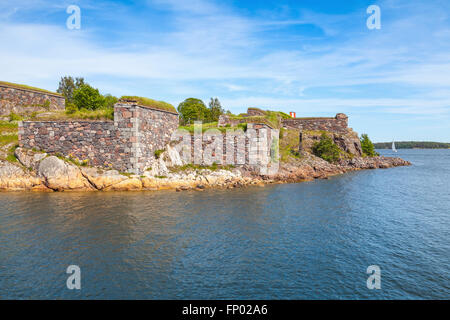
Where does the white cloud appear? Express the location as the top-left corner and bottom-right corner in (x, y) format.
(0, 0), (448, 119)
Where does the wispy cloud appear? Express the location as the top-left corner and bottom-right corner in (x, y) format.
(0, 0), (449, 140)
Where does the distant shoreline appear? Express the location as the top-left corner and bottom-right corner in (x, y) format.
(374, 142), (450, 149)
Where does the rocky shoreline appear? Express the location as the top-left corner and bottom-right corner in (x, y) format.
(0, 147), (411, 192)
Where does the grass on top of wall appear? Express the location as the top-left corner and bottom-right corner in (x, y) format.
(0, 134), (18, 146)
(35, 108), (114, 121)
(120, 96), (177, 113)
(178, 122), (248, 133)
(0, 81), (61, 95)
(0, 121), (19, 131)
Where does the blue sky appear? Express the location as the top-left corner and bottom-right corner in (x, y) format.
(1, 0), (449, 142)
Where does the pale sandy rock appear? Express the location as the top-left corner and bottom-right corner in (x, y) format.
(104, 178), (142, 191)
(0, 160), (43, 190)
(37, 156), (93, 191)
(81, 168), (128, 190)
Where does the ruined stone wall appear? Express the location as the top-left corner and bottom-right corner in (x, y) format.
(0, 84), (65, 116)
(282, 113), (348, 133)
(19, 103), (179, 174)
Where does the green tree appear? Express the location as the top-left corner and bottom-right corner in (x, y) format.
(208, 97), (225, 122)
(73, 84), (105, 110)
(103, 94), (118, 109)
(57, 76), (85, 103)
(360, 134), (378, 156)
(312, 133), (341, 163)
(177, 98), (210, 124)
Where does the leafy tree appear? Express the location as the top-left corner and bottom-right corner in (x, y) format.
(177, 98), (210, 124)
(312, 133), (341, 163)
(103, 94), (118, 109)
(360, 134), (378, 156)
(208, 97), (225, 122)
(57, 76), (85, 103)
(73, 84), (105, 110)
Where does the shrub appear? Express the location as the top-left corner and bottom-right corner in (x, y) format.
(73, 84), (105, 110)
(6, 144), (19, 162)
(65, 103), (78, 114)
(360, 134), (378, 157)
(42, 100), (50, 110)
(103, 94), (118, 109)
(154, 149), (164, 159)
(9, 113), (23, 121)
(312, 133), (341, 163)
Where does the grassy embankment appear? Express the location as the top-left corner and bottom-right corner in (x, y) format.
(0, 81), (62, 95)
(0, 121), (19, 162)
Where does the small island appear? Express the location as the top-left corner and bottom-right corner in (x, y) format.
(0, 79), (410, 192)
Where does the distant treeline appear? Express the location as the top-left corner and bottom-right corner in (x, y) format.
(374, 141), (450, 149)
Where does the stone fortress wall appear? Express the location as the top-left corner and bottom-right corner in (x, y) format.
(0, 82), (65, 117)
(17, 95), (354, 174)
(19, 102), (179, 174)
(282, 113), (349, 134)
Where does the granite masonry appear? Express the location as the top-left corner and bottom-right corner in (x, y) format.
(0, 83), (65, 117)
(174, 123), (279, 173)
(19, 102), (179, 174)
(282, 113), (349, 134)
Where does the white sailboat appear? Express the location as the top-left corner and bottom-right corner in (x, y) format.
(392, 140), (397, 152)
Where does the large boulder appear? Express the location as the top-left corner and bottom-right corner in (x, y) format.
(0, 160), (44, 190)
(15, 147), (47, 171)
(37, 156), (93, 191)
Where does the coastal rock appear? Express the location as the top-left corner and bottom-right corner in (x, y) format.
(147, 157), (169, 177)
(301, 129), (363, 157)
(37, 156), (94, 191)
(333, 129), (363, 157)
(103, 177), (143, 191)
(0, 160), (44, 190)
(80, 168), (128, 190)
(164, 145), (183, 167)
(14, 147), (47, 171)
(339, 156), (411, 169)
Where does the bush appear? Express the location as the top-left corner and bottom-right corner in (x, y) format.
(154, 149), (164, 159)
(360, 134), (378, 157)
(9, 113), (23, 122)
(73, 84), (105, 110)
(65, 103), (78, 114)
(312, 133), (341, 163)
(103, 94), (118, 109)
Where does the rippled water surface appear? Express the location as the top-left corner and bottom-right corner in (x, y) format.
(1, 149), (449, 299)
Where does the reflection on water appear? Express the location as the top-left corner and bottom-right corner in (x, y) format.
(0, 149), (449, 299)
